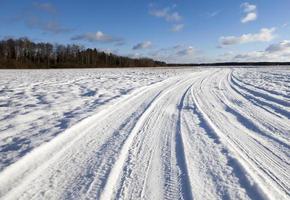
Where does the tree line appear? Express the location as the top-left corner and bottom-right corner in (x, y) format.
(167, 62), (290, 67)
(0, 38), (166, 68)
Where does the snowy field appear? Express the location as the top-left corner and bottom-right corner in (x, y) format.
(0, 67), (289, 200)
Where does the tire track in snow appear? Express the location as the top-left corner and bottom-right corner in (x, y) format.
(190, 71), (269, 200)
(232, 71), (290, 102)
(229, 74), (290, 120)
(219, 72), (290, 195)
(1, 68), (289, 200)
(99, 75), (198, 200)
(180, 87), (246, 199)
(219, 71), (290, 153)
(0, 76), (184, 199)
(231, 74), (290, 110)
(98, 86), (169, 200)
(174, 85), (194, 200)
(191, 69), (289, 199)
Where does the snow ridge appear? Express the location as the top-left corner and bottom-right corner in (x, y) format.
(0, 68), (289, 200)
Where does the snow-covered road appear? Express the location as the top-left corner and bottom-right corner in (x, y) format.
(0, 68), (289, 199)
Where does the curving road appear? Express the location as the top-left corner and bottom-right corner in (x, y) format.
(0, 68), (289, 200)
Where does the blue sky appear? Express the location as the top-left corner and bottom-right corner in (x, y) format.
(0, 0), (290, 63)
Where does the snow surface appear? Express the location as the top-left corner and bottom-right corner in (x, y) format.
(0, 67), (289, 200)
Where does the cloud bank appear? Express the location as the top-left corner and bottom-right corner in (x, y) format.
(219, 28), (275, 46)
(241, 2), (257, 23)
(71, 31), (123, 43)
(149, 4), (184, 32)
(132, 41), (152, 50)
(149, 6), (182, 22)
(216, 40), (290, 62)
(148, 45), (205, 63)
(171, 24), (184, 32)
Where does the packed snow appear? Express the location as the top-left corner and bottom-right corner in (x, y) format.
(0, 67), (289, 200)
(0, 68), (184, 171)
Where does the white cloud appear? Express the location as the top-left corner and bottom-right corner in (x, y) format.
(282, 23), (288, 28)
(241, 12), (257, 23)
(233, 51), (265, 61)
(241, 2), (256, 12)
(265, 40), (290, 53)
(233, 50), (290, 62)
(171, 24), (184, 32)
(149, 4), (185, 32)
(215, 51), (235, 62)
(216, 40), (290, 62)
(148, 45), (205, 63)
(71, 31), (123, 43)
(176, 46), (195, 56)
(132, 41), (152, 50)
(149, 7), (182, 22)
(219, 28), (276, 46)
(241, 2), (257, 23)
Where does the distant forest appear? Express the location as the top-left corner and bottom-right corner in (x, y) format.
(1, 38), (289, 69)
(167, 62), (290, 67)
(0, 38), (166, 68)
